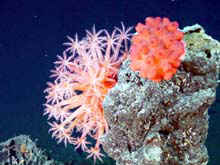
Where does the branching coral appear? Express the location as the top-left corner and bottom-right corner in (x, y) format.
(44, 24), (132, 162)
(129, 17), (185, 82)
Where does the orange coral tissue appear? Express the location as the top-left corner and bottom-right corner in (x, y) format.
(129, 17), (185, 82)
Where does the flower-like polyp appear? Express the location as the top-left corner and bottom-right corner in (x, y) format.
(130, 17), (185, 82)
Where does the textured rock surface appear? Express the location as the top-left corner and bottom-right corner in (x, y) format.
(102, 25), (220, 165)
(0, 135), (61, 165)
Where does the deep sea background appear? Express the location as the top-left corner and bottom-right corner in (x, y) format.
(0, 0), (220, 164)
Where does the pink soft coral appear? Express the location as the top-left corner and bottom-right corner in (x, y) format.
(44, 24), (132, 162)
(130, 17), (185, 82)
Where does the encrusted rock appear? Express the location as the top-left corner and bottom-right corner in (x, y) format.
(0, 135), (61, 165)
(102, 25), (220, 165)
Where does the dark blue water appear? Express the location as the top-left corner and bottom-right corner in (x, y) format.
(0, 0), (220, 164)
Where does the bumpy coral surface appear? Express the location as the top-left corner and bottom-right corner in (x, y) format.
(44, 24), (132, 162)
(130, 17), (185, 82)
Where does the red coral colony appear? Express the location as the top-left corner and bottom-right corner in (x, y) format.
(130, 17), (185, 82)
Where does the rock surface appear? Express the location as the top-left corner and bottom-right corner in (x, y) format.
(0, 135), (61, 165)
(102, 25), (220, 165)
